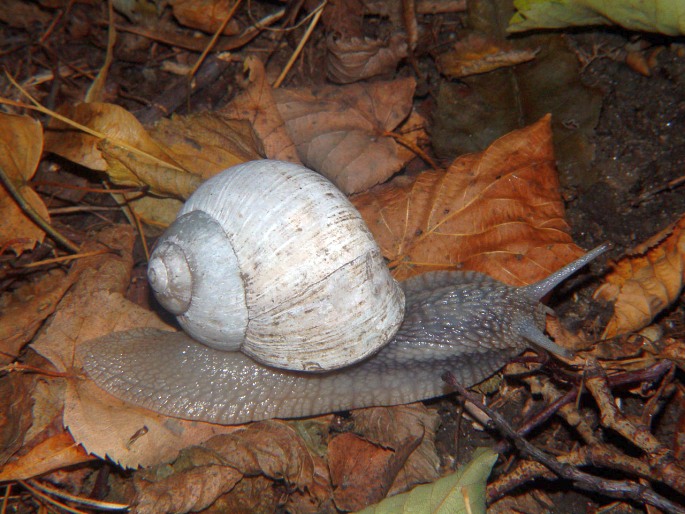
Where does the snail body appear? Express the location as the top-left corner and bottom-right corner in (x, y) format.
(80, 160), (608, 425)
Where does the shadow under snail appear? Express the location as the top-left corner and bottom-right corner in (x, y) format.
(79, 160), (609, 425)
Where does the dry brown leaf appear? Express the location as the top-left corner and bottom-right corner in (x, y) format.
(352, 404), (441, 495)
(272, 77), (416, 194)
(208, 475), (278, 513)
(284, 453), (335, 513)
(169, 0), (241, 35)
(437, 33), (539, 78)
(663, 339), (685, 367)
(221, 56), (301, 164)
(353, 115), (583, 282)
(0, 359), (91, 483)
(489, 489), (554, 513)
(29, 226), (237, 468)
(45, 102), (169, 172)
(317, 0), (364, 37)
(673, 387), (685, 462)
(326, 33), (409, 84)
(136, 464), (243, 514)
(0, 431), (93, 482)
(0, 372), (34, 467)
(134, 421), (314, 514)
(0, 113), (49, 255)
(44, 102), (196, 196)
(45, 103), (260, 200)
(594, 215), (685, 338)
(149, 112), (261, 176)
(328, 431), (421, 511)
(202, 421), (315, 485)
(0, 269), (74, 364)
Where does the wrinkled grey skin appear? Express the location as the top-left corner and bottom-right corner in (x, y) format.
(79, 244), (607, 425)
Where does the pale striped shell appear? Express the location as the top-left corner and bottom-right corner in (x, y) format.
(147, 160), (405, 372)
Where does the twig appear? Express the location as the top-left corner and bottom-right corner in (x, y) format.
(496, 360), (674, 453)
(20, 249), (110, 268)
(85, 0), (116, 103)
(0, 164), (79, 253)
(105, 184), (150, 261)
(25, 479), (129, 511)
(273, 1), (326, 88)
(111, 8), (285, 53)
(383, 130), (438, 170)
(1, 362), (70, 377)
(189, 0), (243, 79)
(19, 480), (88, 514)
(49, 206), (120, 214)
(442, 371), (685, 513)
(32, 180), (145, 194)
(2, 482), (11, 514)
(584, 358), (685, 496)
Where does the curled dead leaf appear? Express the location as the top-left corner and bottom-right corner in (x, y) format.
(169, 0), (241, 35)
(0, 431), (93, 482)
(136, 464), (242, 514)
(134, 421), (314, 514)
(594, 215), (685, 338)
(437, 33), (539, 78)
(45, 103), (260, 200)
(326, 33), (409, 84)
(0, 113), (49, 255)
(352, 404), (441, 495)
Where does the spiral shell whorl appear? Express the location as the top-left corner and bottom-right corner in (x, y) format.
(147, 243), (191, 315)
(148, 210), (248, 351)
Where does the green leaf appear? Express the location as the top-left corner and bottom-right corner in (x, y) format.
(509, 0), (685, 36)
(355, 447), (498, 514)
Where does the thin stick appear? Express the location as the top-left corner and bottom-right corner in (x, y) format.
(246, 0), (320, 32)
(32, 180), (145, 194)
(1, 362), (69, 378)
(128, 194), (150, 261)
(25, 479), (129, 511)
(49, 206), (120, 214)
(189, 0), (243, 78)
(273, 2), (325, 88)
(85, 0), (116, 103)
(384, 130), (439, 170)
(21, 249), (109, 268)
(105, 184), (151, 261)
(0, 164), (79, 253)
(111, 7), (284, 53)
(19, 480), (87, 514)
(1, 483), (11, 514)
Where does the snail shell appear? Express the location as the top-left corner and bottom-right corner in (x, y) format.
(146, 160), (405, 371)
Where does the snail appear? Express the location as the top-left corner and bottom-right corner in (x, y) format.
(79, 160), (608, 425)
